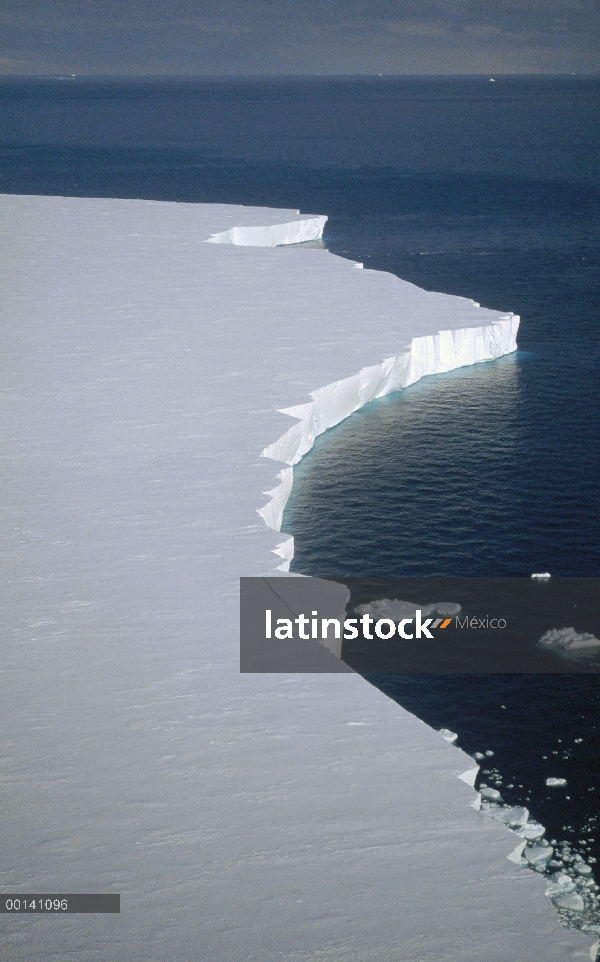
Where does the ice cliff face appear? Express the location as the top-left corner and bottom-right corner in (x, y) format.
(255, 275), (517, 567)
(259, 317), (518, 554)
(205, 213), (328, 247)
(204, 204), (519, 569)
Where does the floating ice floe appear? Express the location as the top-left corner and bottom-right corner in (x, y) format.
(515, 821), (547, 841)
(531, 572), (552, 580)
(484, 802), (529, 827)
(480, 785), (503, 802)
(555, 893), (585, 912)
(354, 599), (461, 620)
(538, 628), (600, 660)
(525, 845), (554, 871)
(355, 599), (418, 620)
(546, 873), (577, 897)
(547, 777), (568, 788)
(482, 799), (545, 839)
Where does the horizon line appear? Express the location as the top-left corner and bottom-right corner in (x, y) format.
(1, 72), (599, 81)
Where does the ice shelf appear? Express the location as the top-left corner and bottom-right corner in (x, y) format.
(0, 195), (592, 962)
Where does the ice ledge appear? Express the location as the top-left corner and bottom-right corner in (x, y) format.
(258, 313), (519, 566)
(3, 195), (592, 962)
(205, 214), (328, 247)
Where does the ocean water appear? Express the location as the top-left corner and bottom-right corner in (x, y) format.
(2, 77), (600, 904)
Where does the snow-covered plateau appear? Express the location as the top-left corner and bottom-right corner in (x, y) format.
(0, 195), (593, 961)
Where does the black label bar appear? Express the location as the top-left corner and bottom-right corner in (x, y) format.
(1, 895), (120, 913)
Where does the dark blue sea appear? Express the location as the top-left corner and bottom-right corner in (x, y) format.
(2, 76), (599, 887)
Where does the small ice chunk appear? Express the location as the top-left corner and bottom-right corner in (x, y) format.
(480, 786), (503, 801)
(503, 806), (531, 828)
(485, 750), (495, 757)
(575, 863), (594, 876)
(474, 752), (485, 760)
(515, 821), (546, 841)
(546, 873), (577, 897)
(546, 777), (568, 787)
(531, 572), (551, 580)
(486, 804), (530, 827)
(355, 598), (418, 620)
(553, 892), (585, 912)
(438, 729), (458, 743)
(525, 845), (553, 871)
(355, 599), (461, 621)
(483, 802), (528, 824)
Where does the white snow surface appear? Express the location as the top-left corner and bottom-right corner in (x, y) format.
(0, 195), (591, 961)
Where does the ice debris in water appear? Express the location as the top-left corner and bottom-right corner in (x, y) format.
(438, 729), (458, 743)
(355, 599), (461, 620)
(487, 805), (530, 828)
(355, 599), (419, 620)
(555, 892), (585, 912)
(516, 821), (547, 841)
(480, 786), (503, 802)
(525, 845), (554, 872)
(546, 874), (577, 897)
(475, 727), (599, 938)
(538, 627), (600, 659)
(531, 572), (552, 580)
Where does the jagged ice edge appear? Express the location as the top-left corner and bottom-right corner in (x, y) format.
(220, 214), (597, 949)
(258, 313), (519, 569)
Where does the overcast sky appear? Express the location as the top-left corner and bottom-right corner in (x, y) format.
(1, 0), (599, 76)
